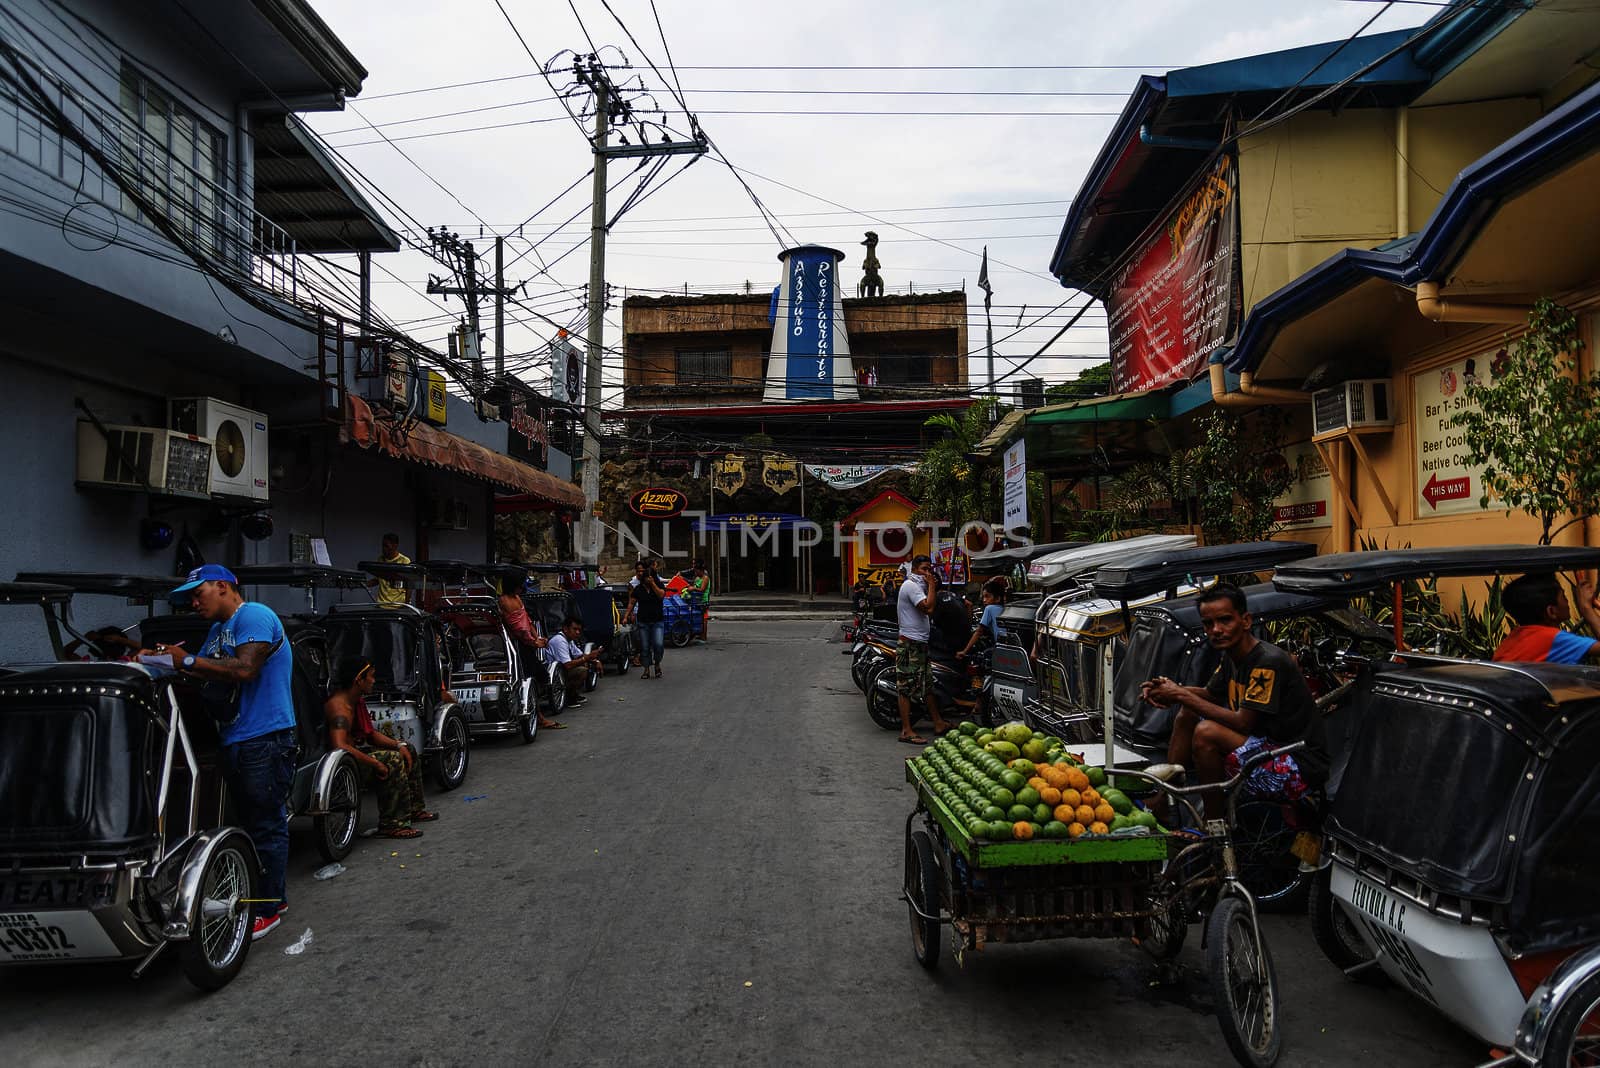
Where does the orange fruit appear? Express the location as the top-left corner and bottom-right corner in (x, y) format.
(1042, 766), (1069, 790)
(1075, 804), (1096, 825)
(1060, 788), (1081, 808)
(1094, 802), (1116, 824)
(1067, 822), (1086, 838)
(1081, 788), (1102, 807)
(1066, 768), (1090, 792)
(1053, 803), (1076, 824)
(1039, 786), (1062, 806)
(1089, 821), (1109, 835)
(1012, 821), (1035, 840)
(1027, 777), (1049, 793)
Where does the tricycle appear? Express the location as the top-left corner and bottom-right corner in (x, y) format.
(435, 591), (542, 744)
(1271, 544), (1600, 1066)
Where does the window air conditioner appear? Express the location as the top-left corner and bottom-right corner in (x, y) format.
(1312, 379), (1394, 437)
(169, 397), (270, 501)
(76, 422), (212, 498)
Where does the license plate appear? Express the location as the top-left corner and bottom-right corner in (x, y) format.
(0, 911), (120, 962)
(0, 875), (115, 910)
(1290, 831), (1321, 865)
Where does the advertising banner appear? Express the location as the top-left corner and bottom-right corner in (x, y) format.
(712, 454), (747, 495)
(1002, 440), (1028, 532)
(1106, 156), (1239, 393)
(1271, 441), (1332, 529)
(764, 245), (859, 402)
(550, 335), (582, 407)
(1412, 355), (1507, 518)
(803, 464), (915, 489)
(762, 459), (800, 495)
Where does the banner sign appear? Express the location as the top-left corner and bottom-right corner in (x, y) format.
(803, 464), (916, 490)
(933, 540), (969, 586)
(1105, 156), (1239, 393)
(1271, 441), (1331, 529)
(762, 459), (800, 495)
(550, 335), (582, 406)
(499, 391), (549, 468)
(629, 487), (688, 519)
(1413, 354), (1507, 518)
(693, 512), (807, 531)
(1002, 440), (1028, 532)
(764, 245), (859, 402)
(712, 454), (746, 495)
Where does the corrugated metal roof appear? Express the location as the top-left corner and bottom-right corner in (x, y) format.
(252, 113), (399, 253)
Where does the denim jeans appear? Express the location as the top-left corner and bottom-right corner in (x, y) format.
(220, 727), (296, 920)
(638, 621), (666, 667)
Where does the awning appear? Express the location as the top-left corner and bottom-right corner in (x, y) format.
(343, 395), (583, 507)
(253, 113), (401, 253)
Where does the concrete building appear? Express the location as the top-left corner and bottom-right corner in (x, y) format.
(0, 0), (580, 655)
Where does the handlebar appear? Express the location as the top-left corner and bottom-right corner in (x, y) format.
(1116, 740), (1310, 828)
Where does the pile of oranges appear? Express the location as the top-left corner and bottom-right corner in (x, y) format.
(1027, 763), (1116, 839)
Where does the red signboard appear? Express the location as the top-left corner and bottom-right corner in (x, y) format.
(629, 487), (688, 519)
(1421, 473), (1472, 511)
(1105, 156), (1239, 394)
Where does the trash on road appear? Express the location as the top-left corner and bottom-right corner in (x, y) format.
(463, 794), (489, 803)
(312, 862), (346, 881)
(284, 928), (314, 956)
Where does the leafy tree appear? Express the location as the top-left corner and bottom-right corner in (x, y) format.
(1451, 298), (1600, 544)
(1188, 409), (1294, 544)
(913, 398), (1002, 530)
(1045, 361), (1112, 403)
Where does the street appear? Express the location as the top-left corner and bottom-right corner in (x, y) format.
(5, 620), (1483, 1067)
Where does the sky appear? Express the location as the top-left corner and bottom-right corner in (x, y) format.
(301, 0), (1433, 407)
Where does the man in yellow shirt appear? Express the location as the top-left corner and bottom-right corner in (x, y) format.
(373, 533), (411, 606)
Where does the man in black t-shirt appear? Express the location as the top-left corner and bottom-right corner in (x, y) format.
(1142, 583), (1328, 818)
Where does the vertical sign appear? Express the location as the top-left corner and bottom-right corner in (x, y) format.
(1272, 442), (1332, 529)
(1003, 439), (1028, 532)
(764, 245), (859, 402)
(1412, 354), (1507, 517)
(550, 335), (582, 406)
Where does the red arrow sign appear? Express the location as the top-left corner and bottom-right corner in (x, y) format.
(1422, 473), (1471, 510)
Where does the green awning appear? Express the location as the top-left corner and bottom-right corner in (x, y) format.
(1025, 390), (1169, 425)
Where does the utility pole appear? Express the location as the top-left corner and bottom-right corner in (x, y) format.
(494, 236), (505, 382)
(428, 228), (517, 416)
(571, 55), (708, 562)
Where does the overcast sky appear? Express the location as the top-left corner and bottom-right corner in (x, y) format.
(304, 0), (1430, 405)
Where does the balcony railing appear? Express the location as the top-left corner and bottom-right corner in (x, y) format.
(0, 61), (300, 307)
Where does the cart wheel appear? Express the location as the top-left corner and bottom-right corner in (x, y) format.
(1140, 880), (1188, 962)
(313, 761), (359, 863)
(1307, 868), (1384, 984)
(667, 620), (693, 648)
(1205, 895), (1282, 1068)
(1535, 970), (1600, 1067)
(865, 662), (906, 732)
(905, 827), (941, 971)
(433, 710), (470, 792)
(585, 665), (600, 693)
(178, 837), (256, 991)
(1234, 801), (1311, 912)
(546, 670), (567, 715)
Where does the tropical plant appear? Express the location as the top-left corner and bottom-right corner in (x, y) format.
(1188, 409), (1294, 544)
(913, 398), (1003, 530)
(1452, 298), (1600, 544)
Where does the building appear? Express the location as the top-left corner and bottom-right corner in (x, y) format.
(605, 256), (973, 593)
(0, 0), (580, 654)
(1010, 0), (1600, 554)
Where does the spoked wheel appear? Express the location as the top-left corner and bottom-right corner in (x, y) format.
(1206, 895), (1282, 1068)
(545, 669), (568, 715)
(865, 662), (906, 731)
(667, 620), (693, 648)
(1540, 972), (1600, 1067)
(433, 710), (470, 792)
(1140, 878), (1189, 961)
(313, 761), (359, 862)
(905, 825), (941, 970)
(851, 652), (875, 692)
(179, 839), (256, 991)
(585, 665), (601, 692)
(518, 683), (538, 744)
(1234, 801), (1310, 912)
(1308, 867), (1382, 982)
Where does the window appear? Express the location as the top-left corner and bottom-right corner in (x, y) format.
(676, 348), (732, 383)
(117, 65), (225, 252)
(872, 354), (932, 386)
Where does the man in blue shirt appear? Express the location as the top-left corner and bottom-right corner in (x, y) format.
(148, 565), (295, 941)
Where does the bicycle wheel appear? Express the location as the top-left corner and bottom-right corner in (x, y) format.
(1234, 801), (1310, 911)
(905, 826), (941, 970)
(1206, 895), (1282, 1068)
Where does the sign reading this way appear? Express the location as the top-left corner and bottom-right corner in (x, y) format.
(1411, 354), (1506, 518)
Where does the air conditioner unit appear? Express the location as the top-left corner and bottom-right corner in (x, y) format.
(169, 397), (270, 501)
(426, 496), (469, 531)
(1312, 379), (1394, 437)
(76, 422), (212, 498)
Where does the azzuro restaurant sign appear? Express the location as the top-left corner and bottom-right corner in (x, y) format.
(628, 487), (688, 519)
(1105, 155), (1239, 393)
(763, 245), (859, 402)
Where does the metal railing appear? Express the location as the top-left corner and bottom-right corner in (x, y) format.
(0, 61), (300, 306)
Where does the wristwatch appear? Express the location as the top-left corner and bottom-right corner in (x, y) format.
(182, 655), (196, 669)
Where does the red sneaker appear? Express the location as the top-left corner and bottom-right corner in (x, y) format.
(251, 913), (281, 941)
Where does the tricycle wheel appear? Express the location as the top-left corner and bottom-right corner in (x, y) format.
(865, 662), (906, 732)
(314, 761), (359, 863)
(1308, 867), (1383, 983)
(585, 664), (600, 693)
(1536, 970), (1600, 1066)
(1234, 801), (1310, 912)
(1140, 880), (1188, 961)
(179, 837), (256, 991)
(433, 709), (470, 792)
(905, 826), (941, 971)
(1206, 895), (1282, 1068)
(667, 619), (693, 648)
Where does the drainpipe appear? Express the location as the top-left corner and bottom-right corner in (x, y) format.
(1208, 352), (1311, 407)
(1395, 109), (1409, 239)
(1138, 125), (1220, 151)
(1414, 281), (1531, 324)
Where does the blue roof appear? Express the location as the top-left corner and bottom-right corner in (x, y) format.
(1225, 74), (1600, 374)
(1165, 29), (1427, 99)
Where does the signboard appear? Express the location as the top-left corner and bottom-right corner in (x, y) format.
(1412, 355), (1507, 518)
(804, 464), (915, 489)
(762, 459), (800, 495)
(764, 245), (859, 402)
(629, 487), (688, 519)
(694, 512), (806, 531)
(422, 370), (448, 426)
(1002, 440), (1028, 532)
(499, 393), (549, 469)
(712, 454), (746, 495)
(1272, 441), (1332, 529)
(933, 540), (969, 586)
(1106, 156), (1239, 393)
(550, 335), (582, 406)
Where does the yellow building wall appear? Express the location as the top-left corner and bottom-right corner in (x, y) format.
(1403, 98), (1542, 232)
(842, 495), (933, 587)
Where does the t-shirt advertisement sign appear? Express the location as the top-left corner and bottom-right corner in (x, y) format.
(1412, 354), (1507, 518)
(1002, 439), (1028, 532)
(499, 391), (550, 469)
(1106, 156), (1239, 394)
(1271, 441), (1332, 529)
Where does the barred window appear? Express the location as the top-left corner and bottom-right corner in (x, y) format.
(676, 348), (732, 383)
(118, 64), (225, 252)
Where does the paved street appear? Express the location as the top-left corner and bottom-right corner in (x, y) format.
(6, 620), (1483, 1067)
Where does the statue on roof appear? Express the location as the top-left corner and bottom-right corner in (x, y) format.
(858, 231), (884, 298)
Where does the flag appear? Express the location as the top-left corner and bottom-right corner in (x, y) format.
(978, 246), (992, 312)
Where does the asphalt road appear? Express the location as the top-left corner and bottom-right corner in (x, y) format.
(5, 620), (1486, 1066)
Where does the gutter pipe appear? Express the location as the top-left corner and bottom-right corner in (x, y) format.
(1208, 351), (1310, 407)
(1414, 280), (1531, 324)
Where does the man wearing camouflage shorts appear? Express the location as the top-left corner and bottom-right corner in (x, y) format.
(895, 555), (951, 745)
(325, 658), (438, 839)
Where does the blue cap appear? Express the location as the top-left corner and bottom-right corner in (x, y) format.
(172, 564), (238, 594)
